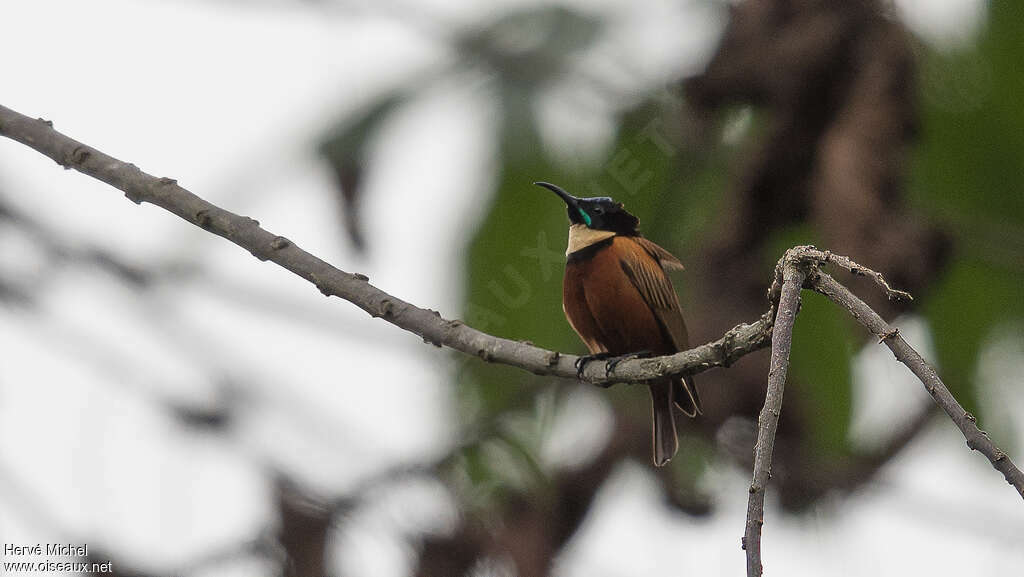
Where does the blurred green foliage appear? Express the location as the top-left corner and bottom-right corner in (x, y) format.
(912, 0), (1024, 420)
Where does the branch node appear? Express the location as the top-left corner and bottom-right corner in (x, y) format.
(351, 272), (368, 281)
(194, 208), (212, 227)
(878, 328), (900, 344)
(311, 275), (333, 297)
(37, 117), (53, 127)
(270, 236), (291, 251)
(68, 145), (91, 168)
(544, 351), (560, 367)
(124, 187), (145, 204)
(655, 360), (669, 377)
(158, 176), (177, 187)
(378, 298), (394, 317)
(477, 348), (493, 362)
(720, 330), (738, 361)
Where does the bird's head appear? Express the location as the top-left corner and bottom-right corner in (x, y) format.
(534, 181), (639, 235)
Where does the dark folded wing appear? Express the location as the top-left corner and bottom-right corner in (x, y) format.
(620, 237), (703, 416)
(634, 236), (684, 271)
(617, 237), (689, 350)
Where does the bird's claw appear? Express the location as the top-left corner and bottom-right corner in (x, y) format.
(604, 350), (653, 377)
(575, 353), (613, 380)
(574, 357), (587, 379)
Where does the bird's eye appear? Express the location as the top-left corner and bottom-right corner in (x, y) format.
(593, 206), (605, 215)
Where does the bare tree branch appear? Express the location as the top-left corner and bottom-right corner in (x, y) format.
(743, 257), (805, 577)
(811, 271), (1024, 498)
(744, 246), (1024, 576)
(777, 246), (1024, 498)
(0, 103), (770, 386)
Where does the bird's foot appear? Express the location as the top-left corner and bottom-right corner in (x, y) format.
(604, 350), (653, 376)
(575, 352), (614, 381)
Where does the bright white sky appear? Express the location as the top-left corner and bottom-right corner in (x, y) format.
(1, 1), (1021, 576)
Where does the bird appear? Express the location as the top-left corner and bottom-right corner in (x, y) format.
(536, 181), (702, 466)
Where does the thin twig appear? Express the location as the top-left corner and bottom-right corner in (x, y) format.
(767, 245), (912, 304)
(0, 103), (770, 386)
(743, 258), (806, 577)
(812, 271), (1024, 499)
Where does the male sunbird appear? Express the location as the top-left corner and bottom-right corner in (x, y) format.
(536, 182), (702, 466)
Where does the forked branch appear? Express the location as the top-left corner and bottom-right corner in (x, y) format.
(743, 247), (1024, 576)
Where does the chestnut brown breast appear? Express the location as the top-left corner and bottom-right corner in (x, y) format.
(563, 235), (683, 356)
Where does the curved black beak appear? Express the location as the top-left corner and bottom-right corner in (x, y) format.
(534, 181), (579, 208)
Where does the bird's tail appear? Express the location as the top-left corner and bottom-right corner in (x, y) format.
(650, 379), (679, 467)
(672, 375), (703, 418)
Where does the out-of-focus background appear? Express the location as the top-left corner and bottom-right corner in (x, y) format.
(1, 0), (1022, 575)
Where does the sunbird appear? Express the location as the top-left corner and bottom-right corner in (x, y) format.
(536, 182), (702, 466)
